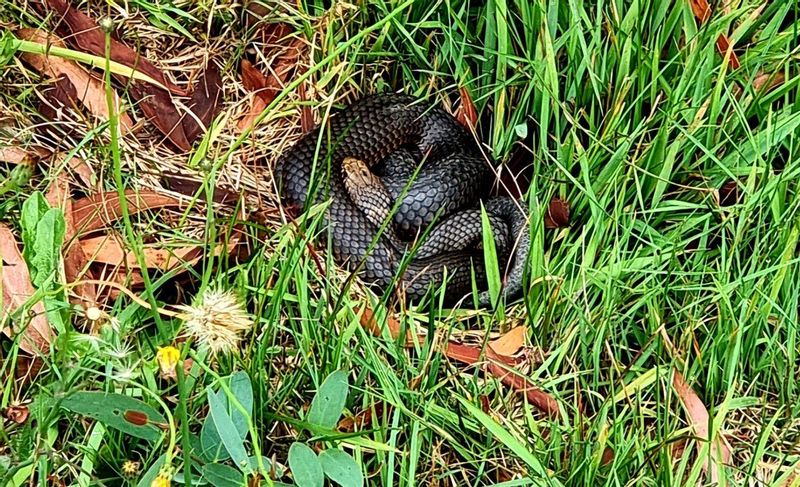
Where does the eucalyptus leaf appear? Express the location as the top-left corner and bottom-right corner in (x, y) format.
(200, 372), (253, 462)
(206, 387), (251, 473)
(307, 370), (349, 430)
(201, 463), (244, 487)
(288, 442), (324, 487)
(320, 449), (364, 487)
(60, 392), (166, 442)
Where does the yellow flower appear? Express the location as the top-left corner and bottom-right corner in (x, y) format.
(151, 473), (170, 487)
(178, 289), (253, 355)
(156, 346), (181, 380)
(121, 460), (140, 477)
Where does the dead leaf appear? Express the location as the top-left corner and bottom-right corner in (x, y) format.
(688, 0), (740, 68)
(80, 234), (237, 271)
(0, 224), (54, 355)
(161, 174), (241, 205)
(16, 28), (134, 132)
(338, 402), (385, 433)
(673, 370), (732, 483)
(0, 146), (33, 165)
(485, 346), (560, 417)
(544, 197), (570, 229)
(752, 71), (785, 94)
(358, 306), (418, 347)
(35, 0), (198, 151)
(72, 190), (184, 236)
(298, 82), (315, 134)
(455, 86), (478, 129)
(38, 0), (185, 95)
(237, 31), (305, 131)
(3, 405), (30, 424)
(689, 0), (711, 23)
(489, 326), (527, 356)
(357, 305), (556, 416)
(183, 61), (224, 144)
(45, 173), (97, 308)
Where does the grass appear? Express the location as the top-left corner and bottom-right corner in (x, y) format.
(1, 0), (799, 485)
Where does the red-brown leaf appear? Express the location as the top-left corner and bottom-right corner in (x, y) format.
(3, 405), (30, 424)
(544, 197), (571, 229)
(689, 0), (711, 22)
(17, 28), (134, 132)
(673, 371), (732, 483)
(183, 62), (224, 144)
(161, 174), (241, 205)
(489, 326), (527, 356)
(241, 59), (269, 93)
(486, 346), (560, 417)
(72, 190), (184, 237)
(715, 35), (740, 69)
(0, 224), (54, 355)
(455, 86), (478, 129)
(298, 83), (315, 133)
(237, 33), (305, 131)
(39, 0), (185, 95)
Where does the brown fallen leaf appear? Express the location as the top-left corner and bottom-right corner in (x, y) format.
(688, 0), (740, 69)
(544, 197), (570, 229)
(673, 370), (732, 483)
(298, 82), (315, 134)
(183, 61), (224, 144)
(489, 326), (527, 356)
(0, 146), (33, 164)
(72, 190), (184, 236)
(338, 402), (386, 433)
(38, 0), (185, 95)
(752, 71), (785, 94)
(80, 234), (238, 271)
(0, 224), (54, 355)
(237, 31), (305, 132)
(36, 0), (198, 151)
(485, 346), (560, 417)
(455, 86), (478, 129)
(3, 404), (30, 424)
(16, 28), (134, 132)
(161, 174), (241, 205)
(358, 306), (557, 416)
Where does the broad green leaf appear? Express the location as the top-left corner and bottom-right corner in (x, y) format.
(200, 372), (253, 462)
(319, 449), (364, 487)
(20, 191), (50, 272)
(201, 463), (244, 487)
(307, 370), (349, 430)
(60, 392), (166, 442)
(206, 387), (251, 473)
(29, 208), (65, 289)
(288, 442), (324, 487)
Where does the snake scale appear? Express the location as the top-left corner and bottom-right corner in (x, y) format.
(276, 93), (529, 305)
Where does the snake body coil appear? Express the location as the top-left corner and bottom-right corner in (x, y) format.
(276, 93), (529, 305)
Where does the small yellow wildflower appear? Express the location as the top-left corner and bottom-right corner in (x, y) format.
(121, 460), (140, 477)
(151, 473), (171, 487)
(156, 346), (181, 380)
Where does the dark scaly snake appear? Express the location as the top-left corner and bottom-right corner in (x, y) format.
(276, 93), (529, 306)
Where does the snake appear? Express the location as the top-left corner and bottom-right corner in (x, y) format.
(276, 93), (529, 305)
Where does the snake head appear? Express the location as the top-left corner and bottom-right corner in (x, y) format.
(342, 157), (378, 188)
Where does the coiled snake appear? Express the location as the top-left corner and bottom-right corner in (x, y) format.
(276, 93), (529, 305)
